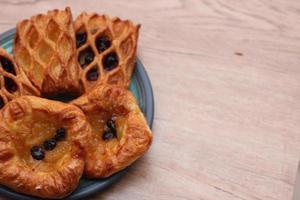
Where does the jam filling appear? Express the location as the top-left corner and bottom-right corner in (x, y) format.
(30, 128), (67, 160)
(4, 77), (18, 93)
(95, 36), (111, 53)
(86, 66), (99, 81)
(76, 32), (87, 48)
(102, 52), (119, 71)
(78, 47), (95, 68)
(0, 56), (16, 75)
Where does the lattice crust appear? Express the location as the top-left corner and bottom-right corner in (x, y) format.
(74, 12), (140, 92)
(13, 7), (82, 97)
(0, 48), (40, 110)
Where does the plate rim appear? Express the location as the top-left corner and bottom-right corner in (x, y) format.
(0, 28), (154, 200)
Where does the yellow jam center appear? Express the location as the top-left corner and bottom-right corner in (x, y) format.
(11, 111), (71, 172)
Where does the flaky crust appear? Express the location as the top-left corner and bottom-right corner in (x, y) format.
(74, 12), (140, 91)
(0, 48), (40, 110)
(13, 7), (82, 97)
(72, 85), (152, 178)
(0, 8), (148, 196)
(0, 96), (92, 198)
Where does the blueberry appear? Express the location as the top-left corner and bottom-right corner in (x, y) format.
(0, 56), (16, 75)
(0, 97), (4, 109)
(102, 52), (118, 71)
(55, 128), (66, 141)
(84, 52), (94, 64)
(43, 138), (57, 151)
(76, 32), (87, 48)
(78, 47), (94, 68)
(86, 67), (99, 81)
(106, 119), (116, 130)
(31, 146), (45, 160)
(96, 36), (111, 52)
(4, 77), (18, 93)
(102, 130), (116, 141)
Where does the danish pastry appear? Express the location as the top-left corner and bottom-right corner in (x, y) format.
(13, 7), (82, 97)
(74, 12), (140, 91)
(0, 96), (91, 198)
(0, 7), (152, 198)
(0, 48), (39, 110)
(72, 85), (152, 178)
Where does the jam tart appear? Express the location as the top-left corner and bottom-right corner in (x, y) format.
(0, 96), (91, 198)
(72, 85), (152, 178)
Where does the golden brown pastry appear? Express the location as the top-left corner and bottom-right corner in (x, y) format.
(74, 12), (140, 91)
(72, 85), (152, 178)
(0, 96), (91, 198)
(0, 48), (40, 110)
(13, 7), (82, 97)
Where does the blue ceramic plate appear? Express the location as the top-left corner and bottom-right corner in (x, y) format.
(0, 28), (154, 200)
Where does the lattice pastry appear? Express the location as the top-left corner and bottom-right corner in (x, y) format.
(13, 7), (82, 97)
(0, 48), (39, 110)
(74, 12), (140, 92)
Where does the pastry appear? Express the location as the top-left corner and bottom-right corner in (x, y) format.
(13, 7), (82, 98)
(72, 85), (152, 178)
(74, 12), (140, 91)
(0, 48), (40, 110)
(0, 7), (152, 198)
(0, 96), (91, 198)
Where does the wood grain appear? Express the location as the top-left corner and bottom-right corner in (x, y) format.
(1, 0), (300, 199)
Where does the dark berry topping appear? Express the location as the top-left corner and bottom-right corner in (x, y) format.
(85, 52), (94, 64)
(102, 52), (118, 71)
(106, 119), (116, 130)
(86, 66), (99, 81)
(0, 56), (16, 75)
(102, 130), (116, 141)
(4, 77), (18, 93)
(0, 97), (4, 109)
(78, 47), (94, 68)
(43, 138), (57, 151)
(96, 36), (111, 52)
(102, 119), (117, 140)
(55, 128), (66, 141)
(76, 32), (87, 48)
(31, 146), (45, 160)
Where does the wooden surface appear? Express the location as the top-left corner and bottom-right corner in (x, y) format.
(1, 0), (300, 199)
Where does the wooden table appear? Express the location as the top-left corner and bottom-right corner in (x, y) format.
(1, 0), (300, 199)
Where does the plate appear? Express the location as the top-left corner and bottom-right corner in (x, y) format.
(0, 28), (154, 200)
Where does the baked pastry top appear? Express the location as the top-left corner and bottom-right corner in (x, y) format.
(13, 7), (82, 97)
(74, 12), (140, 91)
(0, 6), (152, 199)
(0, 96), (91, 198)
(72, 85), (152, 178)
(0, 48), (40, 110)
